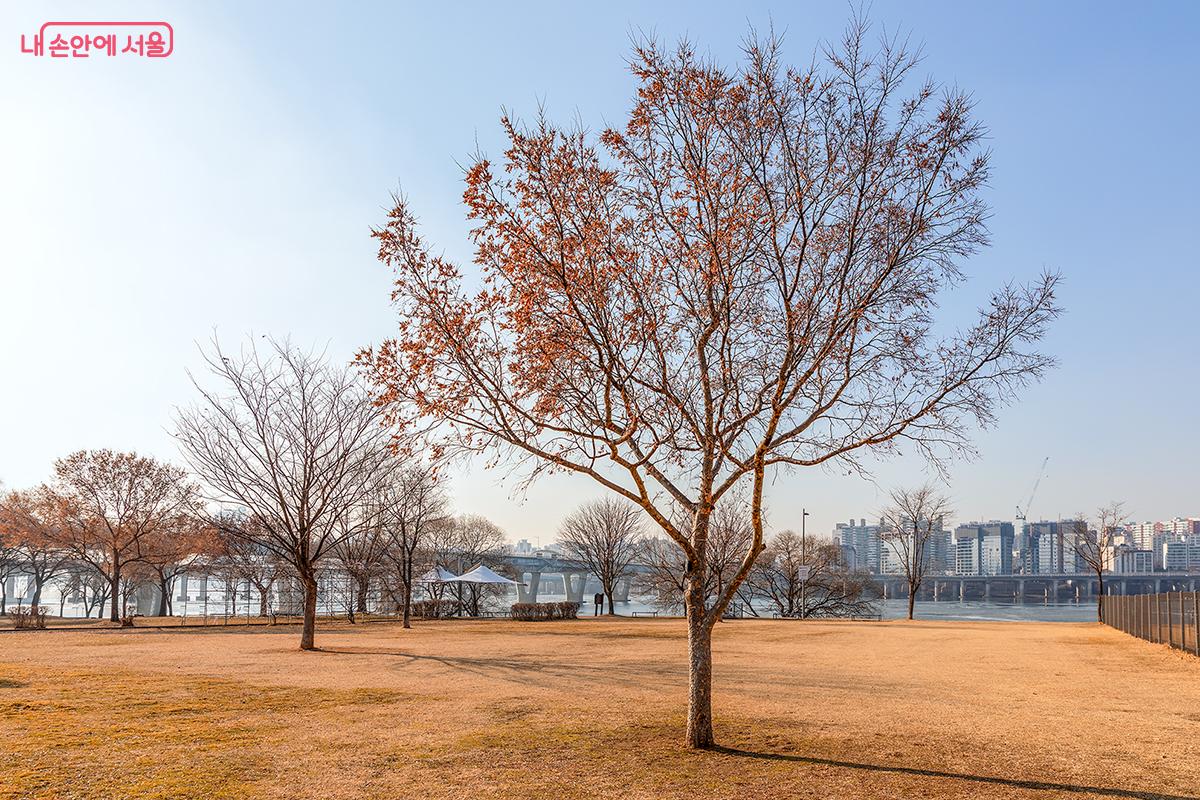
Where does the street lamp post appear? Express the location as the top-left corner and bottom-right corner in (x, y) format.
(801, 508), (810, 618)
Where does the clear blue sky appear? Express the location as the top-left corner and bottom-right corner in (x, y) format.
(2, 1), (1197, 543)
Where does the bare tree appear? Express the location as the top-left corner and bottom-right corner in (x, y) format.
(641, 503), (754, 615)
(1072, 502), (1126, 622)
(558, 498), (643, 614)
(330, 517), (391, 621)
(380, 465), (449, 628)
(0, 489), (73, 611)
(214, 515), (291, 617)
(750, 534), (879, 618)
(360, 23), (1060, 747)
(175, 337), (394, 650)
(429, 514), (508, 616)
(880, 486), (951, 620)
(43, 451), (198, 622)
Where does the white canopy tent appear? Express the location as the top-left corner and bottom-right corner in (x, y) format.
(415, 566), (463, 584)
(454, 564), (524, 586)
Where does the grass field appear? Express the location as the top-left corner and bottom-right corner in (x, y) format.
(1, 617), (1197, 799)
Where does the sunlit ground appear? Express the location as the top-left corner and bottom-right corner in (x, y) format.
(1, 618), (1196, 799)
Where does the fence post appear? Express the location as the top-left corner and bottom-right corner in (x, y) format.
(1193, 591), (1199, 657)
(1155, 593), (1161, 643)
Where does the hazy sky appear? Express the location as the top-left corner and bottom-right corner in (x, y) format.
(2, 1), (1197, 544)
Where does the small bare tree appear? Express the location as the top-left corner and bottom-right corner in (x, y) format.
(880, 486), (951, 620)
(429, 514), (508, 616)
(381, 465), (449, 628)
(749, 533), (879, 619)
(558, 498), (643, 614)
(0, 489), (73, 611)
(1072, 501), (1126, 622)
(45, 451), (198, 622)
(174, 337), (394, 650)
(214, 515), (291, 617)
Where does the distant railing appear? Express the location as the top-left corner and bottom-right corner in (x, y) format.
(1102, 591), (1199, 656)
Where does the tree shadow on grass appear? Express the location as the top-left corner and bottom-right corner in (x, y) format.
(712, 747), (1198, 800)
(310, 646), (684, 689)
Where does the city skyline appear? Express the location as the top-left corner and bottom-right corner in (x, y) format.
(2, 0), (1198, 545)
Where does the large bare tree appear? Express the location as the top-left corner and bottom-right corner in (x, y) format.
(1072, 501), (1126, 622)
(558, 498), (643, 614)
(359, 24), (1060, 747)
(880, 485), (951, 620)
(44, 451), (198, 622)
(174, 337), (394, 650)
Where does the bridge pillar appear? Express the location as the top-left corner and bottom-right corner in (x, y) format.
(517, 571), (541, 603)
(1017, 579), (1024, 603)
(563, 572), (586, 603)
(614, 576), (631, 603)
(984, 581), (991, 601)
(932, 581), (939, 602)
(959, 580), (964, 601)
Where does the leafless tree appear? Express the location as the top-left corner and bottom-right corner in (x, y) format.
(880, 486), (952, 620)
(429, 514), (508, 616)
(641, 503), (755, 615)
(1072, 502), (1126, 622)
(330, 516), (391, 621)
(0, 489), (74, 611)
(43, 451), (199, 622)
(174, 337), (394, 650)
(380, 465), (449, 628)
(213, 515), (292, 617)
(558, 498), (643, 614)
(360, 23), (1061, 747)
(750, 534), (879, 618)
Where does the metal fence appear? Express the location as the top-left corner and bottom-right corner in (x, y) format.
(1101, 591), (1200, 656)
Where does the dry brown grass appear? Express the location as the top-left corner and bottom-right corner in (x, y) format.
(1, 618), (1196, 799)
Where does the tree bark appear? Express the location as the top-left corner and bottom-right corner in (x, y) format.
(157, 577), (171, 616)
(300, 572), (318, 650)
(1096, 573), (1104, 623)
(108, 566), (121, 622)
(402, 576), (413, 629)
(31, 578), (45, 610)
(258, 587), (269, 617)
(685, 600), (715, 749)
(907, 579), (917, 620)
(356, 575), (370, 614)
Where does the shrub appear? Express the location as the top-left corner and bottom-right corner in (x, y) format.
(12, 605), (48, 630)
(409, 599), (460, 619)
(510, 601), (580, 621)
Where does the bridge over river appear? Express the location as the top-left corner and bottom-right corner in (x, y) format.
(500, 555), (655, 603)
(872, 572), (1200, 602)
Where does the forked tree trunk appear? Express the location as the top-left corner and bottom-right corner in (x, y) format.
(685, 570), (715, 749)
(300, 572), (319, 650)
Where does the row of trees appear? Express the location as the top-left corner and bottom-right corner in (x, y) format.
(559, 498), (880, 619)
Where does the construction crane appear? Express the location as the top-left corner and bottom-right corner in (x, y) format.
(1015, 456), (1050, 524)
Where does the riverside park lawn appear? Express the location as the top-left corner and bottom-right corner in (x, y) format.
(0, 617), (1197, 800)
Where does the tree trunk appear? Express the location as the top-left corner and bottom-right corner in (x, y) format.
(356, 576), (370, 614)
(605, 591), (615, 615)
(259, 587), (269, 617)
(685, 602), (715, 749)
(402, 576), (412, 629)
(108, 568), (121, 622)
(300, 572), (318, 650)
(907, 579), (917, 620)
(683, 559), (716, 749)
(31, 577), (45, 610)
(1096, 573), (1104, 623)
(157, 577), (170, 616)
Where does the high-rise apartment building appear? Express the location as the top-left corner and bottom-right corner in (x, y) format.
(835, 519), (882, 573)
(953, 521), (1015, 576)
